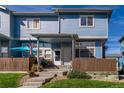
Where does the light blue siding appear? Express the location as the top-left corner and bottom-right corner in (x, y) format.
(0, 10), (11, 37)
(14, 16), (59, 39)
(60, 14), (108, 38)
(14, 13), (108, 39)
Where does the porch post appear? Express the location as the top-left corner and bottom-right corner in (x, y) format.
(72, 39), (75, 60)
(37, 37), (40, 71)
(8, 40), (11, 57)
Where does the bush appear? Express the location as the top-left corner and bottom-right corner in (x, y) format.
(28, 64), (43, 77)
(67, 70), (92, 79)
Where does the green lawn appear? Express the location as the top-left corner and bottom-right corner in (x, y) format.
(0, 73), (25, 88)
(42, 79), (124, 88)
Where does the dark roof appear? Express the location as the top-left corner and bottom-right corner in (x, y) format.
(53, 8), (112, 13)
(119, 36), (124, 42)
(12, 8), (112, 15)
(0, 6), (13, 13)
(13, 12), (56, 16)
(0, 6), (112, 18)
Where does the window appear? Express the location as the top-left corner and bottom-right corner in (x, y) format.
(75, 42), (95, 58)
(45, 49), (51, 59)
(26, 18), (40, 29)
(80, 15), (94, 27)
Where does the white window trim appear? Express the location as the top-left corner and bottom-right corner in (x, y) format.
(79, 15), (94, 28)
(26, 18), (40, 30)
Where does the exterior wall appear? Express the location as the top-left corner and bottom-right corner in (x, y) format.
(0, 10), (11, 37)
(60, 13), (108, 38)
(13, 13), (108, 39)
(14, 16), (59, 39)
(95, 41), (103, 58)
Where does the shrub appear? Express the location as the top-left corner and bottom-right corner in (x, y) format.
(67, 70), (92, 79)
(28, 64), (43, 77)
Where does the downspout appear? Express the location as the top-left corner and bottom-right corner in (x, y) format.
(58, 12), (61, 34)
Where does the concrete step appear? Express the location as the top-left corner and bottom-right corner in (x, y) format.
(36, 72), (57, 77)
(43, 68), (68, 71)
(46, 70), (68, 76)
(27, 76), (52, 82)
(19, 86), (39, 88)
(27, 77), (45, 82)
(23, 82), (43, 86)
(38, 74), (56, 77)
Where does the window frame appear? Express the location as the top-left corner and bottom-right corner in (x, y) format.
(79, 42), (96, 58)
(26, 18), (40, 29)
(75, 42), (96, 58)
(79, 15), (94, 27)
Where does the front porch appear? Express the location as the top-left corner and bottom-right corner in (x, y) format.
(32, 34), (78, 66)
(31, 33), (105, 66)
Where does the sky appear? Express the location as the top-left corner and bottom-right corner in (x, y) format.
(3, 5), (124, 55)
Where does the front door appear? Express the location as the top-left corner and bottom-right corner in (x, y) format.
(54, 49), (61, 65)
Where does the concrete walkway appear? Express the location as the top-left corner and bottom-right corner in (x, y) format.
(19, 68), (68, 88)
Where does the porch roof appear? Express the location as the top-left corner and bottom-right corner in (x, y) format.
(0, 33), (11, 40)
(31, 33), (78, 42)
(31, 33), (78, 39)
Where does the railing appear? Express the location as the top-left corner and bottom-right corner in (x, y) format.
(0, 58), (30, 71)
(72, 58), (116, 71)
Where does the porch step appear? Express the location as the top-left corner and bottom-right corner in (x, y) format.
(35, 72), (57, 76)
(47, 70), (68, 76)
(37, 70), (67, 76)
(23, 82), (44, 87)
(26, 76), (53, 82)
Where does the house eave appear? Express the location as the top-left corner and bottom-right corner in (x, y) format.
(79, 36), (108, 40)
(31, 33), (79, 39)
(53, 8), (112, 13)
(12, 12), (57, 16)
(0, 33), (11, 40)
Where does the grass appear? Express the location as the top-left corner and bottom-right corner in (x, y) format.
(42, 79), (124, 88)
(0, 73), (25, 88)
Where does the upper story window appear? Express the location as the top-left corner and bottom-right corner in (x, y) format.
(26, 18), (40, 29)
(79, 15), (94, 27)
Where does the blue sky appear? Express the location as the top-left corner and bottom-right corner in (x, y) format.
(3, 5), (124, 55)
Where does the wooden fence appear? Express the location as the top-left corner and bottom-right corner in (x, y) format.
(0, 58), (30, 71)
(72, 58), (117, 71)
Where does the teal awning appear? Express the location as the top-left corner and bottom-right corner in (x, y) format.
(11, 46), (36, 52)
